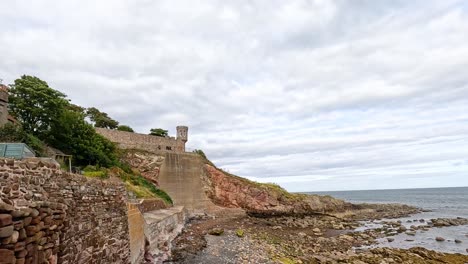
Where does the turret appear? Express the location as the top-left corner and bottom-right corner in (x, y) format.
(0, 83), (9, 126)
(176, 126), (188, 143)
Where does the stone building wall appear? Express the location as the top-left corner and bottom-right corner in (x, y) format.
(96, 128), (186, 153)
(0, 158), (130, 264)
(0, 84), (9, 126)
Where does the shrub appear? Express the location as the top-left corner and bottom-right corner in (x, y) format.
(83, 170), (108, 179)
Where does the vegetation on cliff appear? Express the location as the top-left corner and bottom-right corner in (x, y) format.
(7, 75), (120, 167)
(4, 75), (173, 203)
(149, 128), (169, 137)
(82, 164), (173, 204)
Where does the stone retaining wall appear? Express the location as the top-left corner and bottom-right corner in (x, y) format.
(143, 206), (187, 263)
(0, 158), (130, 264)
(96, 128), (186, 153)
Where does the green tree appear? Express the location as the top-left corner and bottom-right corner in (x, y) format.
(193, 149), (207, 159)
(117, 125), (134, 132)
(8, 75), (69, 137)
(86, 107), (119, 129)
(149, 128), (168, 137)
(48, 109), (118, 167)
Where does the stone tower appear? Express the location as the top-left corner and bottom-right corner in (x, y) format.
(176, 126), (188, 143)
(176, 126), (188, 152)
(0, 84), (9, 126)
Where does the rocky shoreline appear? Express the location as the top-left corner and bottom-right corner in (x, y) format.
(167, 204), (468, 264)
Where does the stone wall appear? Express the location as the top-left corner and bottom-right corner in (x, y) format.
(0, 84), (9, 126)
(96, 128), (186, 153)
(0, 158), (130, 264)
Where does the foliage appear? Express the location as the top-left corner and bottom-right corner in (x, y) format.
(193, 149), (207, 159)
(0, 123), (46, 156)
(23, 133), (46, 157)
(83, 170), (108, 179)
(86, 107), (119, 129)
(47, 109), (119, 167)
(149, 128), (168, 137)
(8, 75), (69, 137)
(117, 125), (134, 132)
(0, 123), (24, 142)
(236, 229), (245, 237)
(109, 165), (173, 204)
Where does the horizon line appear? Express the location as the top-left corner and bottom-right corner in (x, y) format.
(297, 185), (468, 193)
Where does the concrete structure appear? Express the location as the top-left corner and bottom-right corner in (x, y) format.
(0, 84), (9, 126)
(127, 203), (187, 263)
(143, 206), (186, 262)
(96, 126), (188, 153)
(158, 152), (216, 214)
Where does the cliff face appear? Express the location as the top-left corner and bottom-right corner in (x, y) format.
(203, 164), (350, 216)
(121, 150), (351, 216)
(122, 151), (165, 185)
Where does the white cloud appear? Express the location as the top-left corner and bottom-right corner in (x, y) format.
(1, 0), (468, 191)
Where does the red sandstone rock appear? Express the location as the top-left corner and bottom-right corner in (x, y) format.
(0, 214), (12, 227)
(121, 151), (165, 185)
(203, 165), (350, 216)
(0, 249), (15, 264)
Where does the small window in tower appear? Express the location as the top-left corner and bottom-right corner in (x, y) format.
(166, 146), (172, 150)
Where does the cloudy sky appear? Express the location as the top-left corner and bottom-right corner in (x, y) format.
(1, 0), (468, 192)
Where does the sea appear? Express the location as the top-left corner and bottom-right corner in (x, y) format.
(307, 187), (468, 255)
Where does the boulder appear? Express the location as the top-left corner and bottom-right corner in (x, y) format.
(435, 237), (445, 242)
(208, 228), (224, 236)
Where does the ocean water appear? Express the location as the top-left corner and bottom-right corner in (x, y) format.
(307, 187), (468, 254)
(308, 186), (468, 218)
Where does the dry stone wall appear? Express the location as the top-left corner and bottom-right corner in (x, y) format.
(0, 158), (130, 264)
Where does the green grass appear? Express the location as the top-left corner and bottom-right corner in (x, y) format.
(82, 164), (173, 204)
(83, 170), (108, 179)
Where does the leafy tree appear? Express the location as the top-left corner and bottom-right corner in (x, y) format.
(48, 109), (118, 167)
(117, 125), (134, 132)
(86, 107), (119, 129)
(192, 149), (207, 159)
(7, 75), (120, 167)
(149, 128), (168, 137)
(0, 123), (24, 142)
(8, 75), (68, 137)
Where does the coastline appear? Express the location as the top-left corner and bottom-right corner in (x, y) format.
(167, 202), (468, 263)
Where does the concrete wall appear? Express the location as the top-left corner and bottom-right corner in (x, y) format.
(126, 204), (187, 264)
(158, 153), (215, 214)
(127, 203), (146, 264)
(96, 128), (186, 153)
(0, 158), (130, 264)
(143, 206), (186, 262)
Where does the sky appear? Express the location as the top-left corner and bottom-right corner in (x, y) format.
(1, 0), (468, 192)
